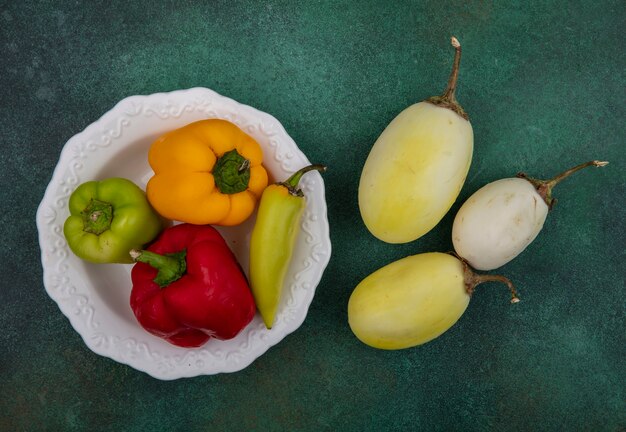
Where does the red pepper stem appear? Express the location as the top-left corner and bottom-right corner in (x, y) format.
(130, 249), (187, 288)
(284, 164), (327, 191)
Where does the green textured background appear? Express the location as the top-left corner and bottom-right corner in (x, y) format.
(1, 0), (624, 430)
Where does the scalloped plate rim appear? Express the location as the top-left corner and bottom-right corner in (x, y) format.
(36, 87), (332, 380)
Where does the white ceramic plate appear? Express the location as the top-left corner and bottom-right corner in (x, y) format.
(36, 88), (331, 380)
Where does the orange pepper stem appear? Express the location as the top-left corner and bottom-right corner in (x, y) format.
(282, 164), (327, 196)
(213, 149), (251, 194)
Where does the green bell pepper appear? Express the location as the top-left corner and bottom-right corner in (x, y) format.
(63, 178), (163, 263)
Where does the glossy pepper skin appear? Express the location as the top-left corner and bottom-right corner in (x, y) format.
(249, 165), (326, 328)
(63, 178), (162, 264)
(130, 223), (256, 348)
(147, 119), (269, 226)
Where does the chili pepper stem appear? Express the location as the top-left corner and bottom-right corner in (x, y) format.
(130, 249), (187, 288)
(282, 164), (327, 196)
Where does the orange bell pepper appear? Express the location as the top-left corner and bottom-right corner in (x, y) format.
(146, 119), (269, 226)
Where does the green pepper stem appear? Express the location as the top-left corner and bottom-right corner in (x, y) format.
(81, 198), (113, 235)
(130, 249), (187, 288)
(517, 160), (608, 208)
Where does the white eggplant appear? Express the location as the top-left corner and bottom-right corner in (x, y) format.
(453, 160), (608, 270)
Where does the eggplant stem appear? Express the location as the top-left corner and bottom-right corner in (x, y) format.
(426, 36), (468, 120)
(442, 36), (462, 103)
(469, 274), (520, 304)
(457, 254), (520, 304)
(547, 160), (608, 188)
(517, 160), (608, 209)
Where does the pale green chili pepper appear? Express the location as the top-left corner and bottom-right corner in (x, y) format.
(249, 164), (326, 328)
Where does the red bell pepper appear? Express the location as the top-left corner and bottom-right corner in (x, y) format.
(129, 223), (256, 348)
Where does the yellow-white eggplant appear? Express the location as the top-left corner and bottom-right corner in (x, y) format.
(348, 252), (519, 350)
(358, 37), (473, 243)
(453, 160), (608, 271)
